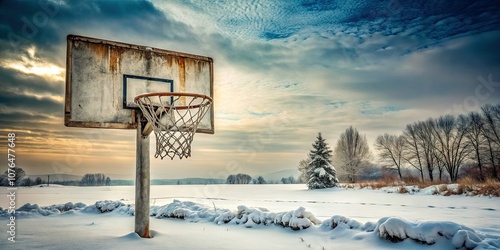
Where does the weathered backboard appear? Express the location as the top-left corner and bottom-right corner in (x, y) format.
(65, 35), (214, 134)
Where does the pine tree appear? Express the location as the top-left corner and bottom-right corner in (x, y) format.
(307, 132), (339, 189)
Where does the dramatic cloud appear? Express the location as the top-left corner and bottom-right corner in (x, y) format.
(0, 0), (499, 178)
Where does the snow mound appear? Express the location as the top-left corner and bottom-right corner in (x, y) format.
(213, 205), (321, 230)
(0, 202), (87, 216)
(228, 205), (321, 230)
(318, 214), (500, 248)
(381, 185), (419, 194)
(0, 200), (130, 216)
(378, 183), (488, 197)
(150, 200), (320, 231)
(377, 217), (498, 248)
(3, 200), (499, 248)
(273, 206), (322, 230)
(321, 215), (363, 230)
(151, 199), (227, 222)
(95, 200), (126, 213)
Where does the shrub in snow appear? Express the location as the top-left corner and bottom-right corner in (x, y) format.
(6, 202), (88, 216)
(45, 202), (87, 213)
(16, 203), (53, 216)
(234, 205), (269, 227)
(214, 211), (236, 225)
(95, 200), (125, 213)
(377, 217), (486, 246)
(321, 215), (362, 230)
(452, 229), (484, 249)
(115, 204), (134, 215)
(378, 217), (411, 243)
(362, 220), (383, 232)
(274, 207), (321, 230)
(152, 200), (227, 222)
(209, 204), (321, 230)
(289, 207), (321, 230)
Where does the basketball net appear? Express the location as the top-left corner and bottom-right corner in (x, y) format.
(134, 93), (212, 160)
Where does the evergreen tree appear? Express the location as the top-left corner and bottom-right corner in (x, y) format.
(307, 132), (339, 189)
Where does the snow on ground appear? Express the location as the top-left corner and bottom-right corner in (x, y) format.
(1, 184), (499, 249)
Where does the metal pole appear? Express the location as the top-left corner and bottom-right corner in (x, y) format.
(135, 113), (150, 238)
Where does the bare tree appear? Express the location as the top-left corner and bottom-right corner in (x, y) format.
(402, 123), (425, 181)
(481, 104), (500, 148)
(414, 119), (440, 182)
(434, 153), (446, 181)
(333, 126), (371, 183)
(462, 112), (486, 180)
(481, 104), (500, 179)
(297, 155), (311, 184)
(374, 134), (405, 181)
(431, 115), (471, 181)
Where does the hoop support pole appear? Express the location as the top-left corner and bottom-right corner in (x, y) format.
(135, 112), (150, 238)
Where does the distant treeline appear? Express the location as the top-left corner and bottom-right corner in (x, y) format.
(226, 173), (299, 184)
(1, 167), (298, 186)
(0, 168), (112, 187)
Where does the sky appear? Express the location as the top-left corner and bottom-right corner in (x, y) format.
(0, 0), (499, 180)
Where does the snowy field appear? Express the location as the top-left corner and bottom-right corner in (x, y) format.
(1, 184), (499, 249)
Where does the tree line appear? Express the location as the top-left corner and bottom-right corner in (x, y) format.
(298, 103), (500, 188)
(80, 173), (111, 186)
(375, 103), (500, 182)
(0, 167), (112, 186)
(225, 173), (298, 184)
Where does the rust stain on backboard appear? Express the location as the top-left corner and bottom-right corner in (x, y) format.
(109, 47), (124, 74)
(88, 43), (109, 61)
(163, 54), (174, 68)
(195, 59), (205, 73)
(178, 57), (186, 91)
(178, 57), (186, 104)
(145, 50), (152, 75)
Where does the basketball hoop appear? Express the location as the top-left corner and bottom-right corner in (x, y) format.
(134, 92), (213, 160)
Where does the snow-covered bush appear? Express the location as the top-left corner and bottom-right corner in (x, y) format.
(214, 211), (236, 225)
(152, 199), (226, 222)
(95, 200), (126, 213)
(377, 217), (486, 246)
(322, 215), (362, 230)
(1, 202), (87, 216)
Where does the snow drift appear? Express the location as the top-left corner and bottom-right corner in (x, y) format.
(1, 200), (499, 249)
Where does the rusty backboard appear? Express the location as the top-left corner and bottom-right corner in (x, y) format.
(65, 35), (214, 133)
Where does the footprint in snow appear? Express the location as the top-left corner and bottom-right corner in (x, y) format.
(482, 208), (496, 211)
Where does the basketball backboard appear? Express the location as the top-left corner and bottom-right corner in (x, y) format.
(64, 35), (214, 134)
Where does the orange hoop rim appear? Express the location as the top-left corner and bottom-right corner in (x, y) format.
(134, 92), (213, 110)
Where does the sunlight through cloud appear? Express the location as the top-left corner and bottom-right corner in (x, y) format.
(1, 46), (65, 82)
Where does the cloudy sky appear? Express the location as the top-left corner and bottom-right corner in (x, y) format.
(0, 0), (499, 180)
